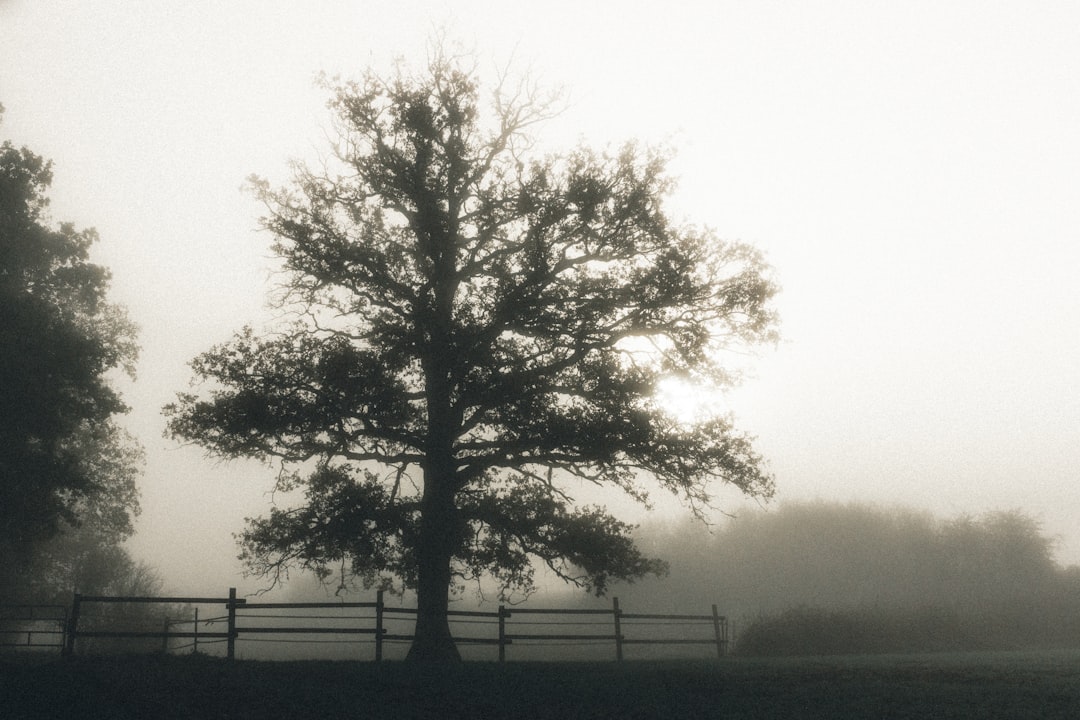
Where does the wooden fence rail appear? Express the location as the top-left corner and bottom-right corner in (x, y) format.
(64, 590), (241, 658)
(58, 589), (728, 661)
(0, 604), (68, 652)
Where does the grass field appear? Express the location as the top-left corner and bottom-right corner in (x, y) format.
(3, 650), (1080, 719)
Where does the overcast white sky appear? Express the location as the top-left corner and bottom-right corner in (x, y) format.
(2, 1), (1078, 593)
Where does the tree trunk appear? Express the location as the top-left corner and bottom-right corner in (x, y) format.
(405, 474), (461, 664)
(409, 216), (462, 664)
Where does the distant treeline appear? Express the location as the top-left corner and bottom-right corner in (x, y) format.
(582, 502), (1080, 656)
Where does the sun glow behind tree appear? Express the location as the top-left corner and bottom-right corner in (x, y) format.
(653, 375), (731, 427)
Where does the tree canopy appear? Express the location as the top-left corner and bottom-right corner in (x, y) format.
(0, 107), (142, 598)
(166, 53), (778, 662)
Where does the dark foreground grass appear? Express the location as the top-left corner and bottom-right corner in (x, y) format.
(3, 650), (1080, 719)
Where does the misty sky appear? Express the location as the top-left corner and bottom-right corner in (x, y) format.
(1, 1), (1078, 592)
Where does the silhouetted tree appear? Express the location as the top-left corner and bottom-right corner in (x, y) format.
(0, 106), (142, 598)
(166, 51), (778, 663)
(9, 421), (146, 604)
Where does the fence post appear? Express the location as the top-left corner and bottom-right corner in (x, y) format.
(193, 607), (199, 655)
(162, 617), (170, 654)
(498, 605), (507, 662)
(226, 587), (237, 661)
(64, 593), (81, 657)
(374, 589), (384, 663)
(613, 596), (623, 662)
(712, 604), (725, 658)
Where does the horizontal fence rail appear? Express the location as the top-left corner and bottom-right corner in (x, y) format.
(498, 597), (728, 661)
(65, 589), (244, 658)
(0, 604), (68, 652)
(55, 589), (727, 661)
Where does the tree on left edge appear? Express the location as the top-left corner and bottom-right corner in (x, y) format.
(0, 105), (143, 601)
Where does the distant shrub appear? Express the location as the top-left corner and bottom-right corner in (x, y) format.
(732, 594), (1080, 657)
(734, 605), (1004, 656)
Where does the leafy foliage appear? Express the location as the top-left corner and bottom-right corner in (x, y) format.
(17, 518), (161, 606)
(0, 109), (142, 598)
(166, 50), (777, 654)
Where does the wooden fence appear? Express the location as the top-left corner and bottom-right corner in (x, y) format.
(0, 604), (68, 653)
(58, 589), (728, 661)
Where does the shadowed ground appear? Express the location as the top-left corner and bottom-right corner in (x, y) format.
(3, 651), (1080, 719)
